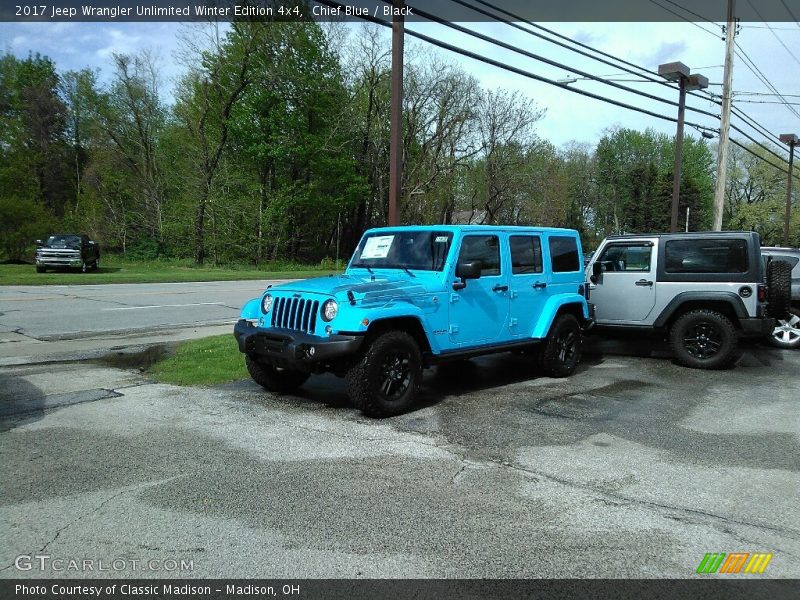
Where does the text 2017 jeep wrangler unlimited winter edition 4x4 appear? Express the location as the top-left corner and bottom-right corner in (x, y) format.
(235, 226), (591, 417)
(586, 231), (789, 369)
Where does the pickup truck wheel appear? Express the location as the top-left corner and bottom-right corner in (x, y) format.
(766, 260), (792, 319)
(537, 313), (582, 377)
(92, 259), (99, 271)
(245, 355), (309, 393)
(81, 260), (89, 273)
(769, 307), (800, 349)
(670, 309), (738, 369)
(345, 330), (422, 418)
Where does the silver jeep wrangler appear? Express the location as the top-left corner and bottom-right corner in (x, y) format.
(586, 232), (784, 369)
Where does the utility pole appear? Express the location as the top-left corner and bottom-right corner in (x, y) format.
(388, 0), (405, 227)
(712, 0), (736, 231)
(780, 134), (798, 247)
(659, 62), (708, 233)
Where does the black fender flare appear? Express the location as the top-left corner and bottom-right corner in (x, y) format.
(652, 291), (748, 328)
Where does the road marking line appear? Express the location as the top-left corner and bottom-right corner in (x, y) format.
(101, 302), (231, 311)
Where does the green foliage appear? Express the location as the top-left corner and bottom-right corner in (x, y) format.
(0, 197), (55, 260)
(2, 27), (796, 268)
(594, 127), (714, 236)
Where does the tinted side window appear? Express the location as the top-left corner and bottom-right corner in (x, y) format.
(549, 236), (580, 273)
(665, 239), (748, 273)
(510, 236), (543, 275)
(458, 235), (501, 276)
(764, 255), (799, 272)
(597, 244), (652, 272)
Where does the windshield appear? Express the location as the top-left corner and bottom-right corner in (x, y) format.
(46, 235), (81, 248)
(350, 230), (453, 272)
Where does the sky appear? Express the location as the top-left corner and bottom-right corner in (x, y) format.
(1, 17), (799, 153)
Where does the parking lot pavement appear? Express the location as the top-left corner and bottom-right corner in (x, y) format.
(0, 341), (798, 579)
(0, 280), (282, 341)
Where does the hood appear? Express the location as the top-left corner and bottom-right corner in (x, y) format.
(271, 272), (438, 302)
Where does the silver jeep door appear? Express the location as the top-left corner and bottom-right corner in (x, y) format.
(590, 241), (657, 323)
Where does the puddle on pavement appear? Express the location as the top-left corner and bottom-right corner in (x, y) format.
(93, 344), (171, 371)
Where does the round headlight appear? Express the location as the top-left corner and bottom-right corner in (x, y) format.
(261, 293), (273, 313)
(321, 299), (338, 322)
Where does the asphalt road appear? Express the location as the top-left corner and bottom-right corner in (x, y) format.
(1, 338), (798, 579)
(0, 280), (281, 341)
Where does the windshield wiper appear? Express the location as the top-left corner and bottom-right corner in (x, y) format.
(352, 263), (374, 275)
(398, 266), (416, 277)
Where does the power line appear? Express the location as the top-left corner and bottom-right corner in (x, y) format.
(318, 0), (800, 183)
(730, 104), (786, 145)
(743, 0), (800, 69)
(403, 2), (723, 121)
(657, 0), (717, 24)
(457, 0), (721, 116)
(453, 0), (676, 91)
(318, 0), (713, 128)
(466, 0), (796, 160)
(736, 99), (800, 106)
(778, 0), (800, 26)
(735, 91), (800, 97)
(647, 0), (722, 38)
(740, 25), (800, 31)
(731, 138), (800, 184)
(611, 0), (799, 147)
(734, 41), (800, 120)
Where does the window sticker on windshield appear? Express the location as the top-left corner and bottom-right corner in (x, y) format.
(434, 236), (449, 243)
(361, 235), (394, 259)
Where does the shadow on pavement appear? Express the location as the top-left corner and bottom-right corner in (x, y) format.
(0, 373), (46, 431)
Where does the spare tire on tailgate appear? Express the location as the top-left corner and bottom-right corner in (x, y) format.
(766, 259), (792, 319)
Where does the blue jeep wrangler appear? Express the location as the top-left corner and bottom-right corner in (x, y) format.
(234, 226), (591, 417)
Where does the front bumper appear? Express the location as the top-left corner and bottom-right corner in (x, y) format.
(233, 319), (364, 369)
(36, 256), (83, 267)
(739, 317), (775, 338)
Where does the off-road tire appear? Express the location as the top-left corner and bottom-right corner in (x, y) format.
(36, 266), (45, 273)
(345, 330), (422, 418)
(81, 260), (89, 273)
(537, 313), (582, 377)
(766, 259), (792, 320)
(670, 309), (738, 369)
(245, 355), (309, 393)
(769, 307), (800, 349)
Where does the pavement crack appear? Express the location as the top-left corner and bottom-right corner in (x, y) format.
(492, 460), (800, 541)
(0, 474), (189, 571)
(289, 420), (798, 542)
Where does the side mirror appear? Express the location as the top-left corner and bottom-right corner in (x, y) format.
(456, 261), (481, 279)
(35, 239), (43, 247)
(590, 261), (602, 284)
(453, 261), (481, 290)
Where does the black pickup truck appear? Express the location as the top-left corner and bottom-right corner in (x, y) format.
(35, 234), (100, 273)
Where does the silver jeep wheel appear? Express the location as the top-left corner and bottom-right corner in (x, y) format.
(769, 308), (800, 349)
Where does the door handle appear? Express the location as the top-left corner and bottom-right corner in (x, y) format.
(492, 285), (509, 292)
(532, 282), (547, 289)
(635, 279), (653, 287)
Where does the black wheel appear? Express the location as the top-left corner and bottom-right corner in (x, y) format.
(36, 266), (45, 273)
(769, 307), (800, 349)
(92, 259), (99, 271)
(537, 313), (582, 377)
(670, 309), (738, 369)
(766, 260), (792, 319)
(245, 355), (309, 393)
(345, 330), (422, 418)
(81, 260), (89, 273)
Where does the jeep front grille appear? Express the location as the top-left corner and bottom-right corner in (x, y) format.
(271, 297), (319, 334)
